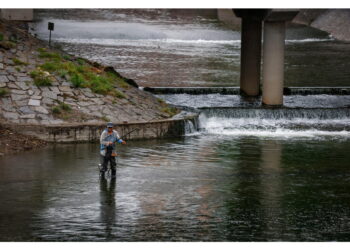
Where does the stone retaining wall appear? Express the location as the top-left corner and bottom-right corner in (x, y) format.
(8, 114), (198, 143)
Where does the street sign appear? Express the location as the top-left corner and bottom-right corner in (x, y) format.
(48, 22), (54, 31)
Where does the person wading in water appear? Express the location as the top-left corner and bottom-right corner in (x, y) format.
(100, 122), (126, 178)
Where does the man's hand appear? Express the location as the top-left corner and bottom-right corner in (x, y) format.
(122, 140), (126, 145)
(107, 141), (113, 145)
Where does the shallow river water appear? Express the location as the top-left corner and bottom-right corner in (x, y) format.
(1, 136), (350, 241)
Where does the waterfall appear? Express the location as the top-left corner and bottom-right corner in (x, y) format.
(198, 107), (350, 138)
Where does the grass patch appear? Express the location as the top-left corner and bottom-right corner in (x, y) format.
(161, 106), (178, 117)
(157, 98), (166, 105)
(70, 73), (84, 88)
(40, 61), (61, 71)
(52, 102), (72, 116)
(0, 88), (9, 97)
(30, 70), (52, 87)
(59, 102), (72, 112)
(35, 49), (130, 97)
(37, 48), (61, 60)
(13, 58), (28, 66)
(52, 106), (61, 114)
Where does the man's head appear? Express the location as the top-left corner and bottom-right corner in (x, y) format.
(107, 122), (113, 132)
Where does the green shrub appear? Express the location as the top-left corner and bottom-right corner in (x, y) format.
(0, 88), (9, 97)
(30, 70), (52, 86)
(52, 106), (61, 114)
(62, 55), (71, 60)
(59, 102), (71, 111)
(0, 33), (3, 41)
(57, 69), (68, 78)
(38, 50), (61, 60)
(71, 73), (84, 88)
(40, 61), (60, 72)
(161, 106), (178, 116)
(13, 58), (28, 65)
(76, 58), (86, 65)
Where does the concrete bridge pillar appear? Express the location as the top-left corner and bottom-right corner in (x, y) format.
(262, 21), (286, 106)
(240, 18), (262, 96)
(260, 9), (299, 106)
(233, 10), (267, 97)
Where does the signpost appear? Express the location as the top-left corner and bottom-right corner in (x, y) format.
(48, 22), (54, 47)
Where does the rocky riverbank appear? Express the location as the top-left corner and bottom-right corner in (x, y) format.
(0, 19), (190, 155)
(0, 121), (47, 156)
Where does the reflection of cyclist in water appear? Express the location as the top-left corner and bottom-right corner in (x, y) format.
(100, 122), (126, 178)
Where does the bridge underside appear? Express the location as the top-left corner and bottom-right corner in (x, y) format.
(234, 9), (299, 106)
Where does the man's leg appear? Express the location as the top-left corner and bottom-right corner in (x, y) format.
(101, 156), (109, 175)
(110, 156), (117, 178)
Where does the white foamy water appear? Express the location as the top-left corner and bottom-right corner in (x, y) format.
(198, 115), (350, 139)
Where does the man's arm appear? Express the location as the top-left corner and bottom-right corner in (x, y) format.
(114, 130), (126, 144)
(100, 130), (110, 145)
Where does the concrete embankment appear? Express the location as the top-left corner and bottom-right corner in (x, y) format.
(5, 112), (198, 143)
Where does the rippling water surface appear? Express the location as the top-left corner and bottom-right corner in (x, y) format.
(1, 137), (350, 241)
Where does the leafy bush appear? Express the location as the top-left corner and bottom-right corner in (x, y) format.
(0, 33), (3, 41)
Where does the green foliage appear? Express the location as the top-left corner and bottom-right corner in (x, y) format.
(30, 70), (52, 87)
(52, 106), (61, 114)
(52, 102), (72, 116)
(59, 102), (71, 111)
(71, 73), (84, 88)
(0, 88), (9, 97)
(38, 49), (62, 60)
(13, 58), (28, 66)
(76, 58), (86, 65)
(161, 106), (178, 117)
(0, 33), (4, 41)
(35, 48), (130, 97)
(62, 55), (71, 60)
(40, 61), (60, 72)
(15, 66), (21, 72)
(57, 69), (68, 78)
(157, 98), (165, 105)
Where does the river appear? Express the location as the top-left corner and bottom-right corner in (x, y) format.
(0, 9), (350, 241)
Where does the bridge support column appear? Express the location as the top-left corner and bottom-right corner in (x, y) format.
(240, 18), (262, 96)
(262, 21), (286, 106)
